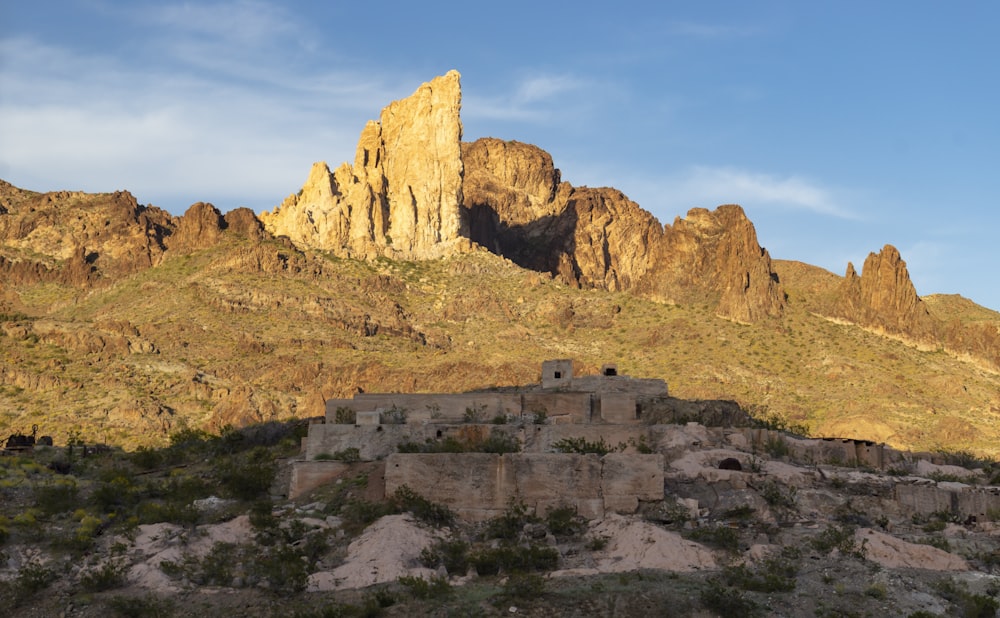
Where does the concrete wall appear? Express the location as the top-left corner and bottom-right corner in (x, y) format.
(383, 452), (664, 521)
(895, 483), (1000, 519)
(600, 393), (638, 423)
(326, 393), (522, 423)
(541, 359), (573, 389)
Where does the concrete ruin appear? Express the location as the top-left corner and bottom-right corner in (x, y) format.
(291, 360), (1000, 522)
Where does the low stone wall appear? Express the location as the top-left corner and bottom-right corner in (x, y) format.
(383, 452), (664, 521)
(895, 483), (1000, 519)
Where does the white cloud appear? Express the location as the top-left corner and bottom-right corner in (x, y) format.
(621, 166), (858, 220)
(465, 73), (589, 123)
(667, 21), (766, 39)
(0, 15), (405, 213)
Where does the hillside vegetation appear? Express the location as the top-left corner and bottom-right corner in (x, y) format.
(2, 237), (999, 456)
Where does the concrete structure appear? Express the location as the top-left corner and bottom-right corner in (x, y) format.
(382, 452), (664, 521)
(290, 359), (1000, 524)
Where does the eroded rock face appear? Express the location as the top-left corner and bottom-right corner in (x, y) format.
(462, 138), (784, 321)
(836, 245), (933, 336)
(0, 187), (172, 284)
(261, 71), (469, 259)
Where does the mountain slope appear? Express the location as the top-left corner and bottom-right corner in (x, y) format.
(2, 72), (999, 455)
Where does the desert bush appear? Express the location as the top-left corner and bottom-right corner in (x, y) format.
(684, 525), (740, 552)
(468, 544), (558, 575)
(545, 504), (585, 537)
(420, 538), (469, 575)
(380, 406), (407, 424)
(722, 552), (797, 593)
(759, 480), (797, 509)
(551, 436), (618, 455)
(251, 542), (310, 594)
(390, 485), (455, 527)
(811, 524), (866, 558)
(478, 430), (521, 454)
(463, 405), (486, 423)
(765, 435), (791, 458)
(331, 447), (361, 462)
(107, 594), (176, 618)
(486, 500), (539, 541)
(79, 559), (129, 592)
(700, 579), (761, 617)
(6, 561), (57, 606)
(36, 477), (79, 515)
(501, 572), (546, 601)
(628, 435), (654, 454)
(130, 446), (163, 471)
(398, 574), (452, 599)
(91, 475), (141, 514)
(334, 407), (356, 424)
(935, 577), (1000, 618)
(216, 447), (277, 500)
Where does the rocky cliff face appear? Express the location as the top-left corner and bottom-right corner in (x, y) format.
(835, 245), (934, 339)
(260, 70), (469, 259)
(0, 185), (172, 285)
(462, 138), (784, 322)
(0, 182), (267, 292)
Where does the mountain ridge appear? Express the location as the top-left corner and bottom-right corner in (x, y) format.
(1, 72), (999, 455)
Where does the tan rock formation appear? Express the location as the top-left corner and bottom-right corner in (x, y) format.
(463, 138), (784, 321)
(836, 244), (933, 337)
(261, 71), (469, 259)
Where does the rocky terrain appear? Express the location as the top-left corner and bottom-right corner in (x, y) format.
(1, 69), (999, 457)
(2, 406), (1000, 617)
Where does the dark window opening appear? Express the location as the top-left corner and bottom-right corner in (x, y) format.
(604, 367), (618, 376)
(554, 371), (562, 379)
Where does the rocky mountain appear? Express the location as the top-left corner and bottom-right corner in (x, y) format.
(1, 72), (999, 455)
(259, 70), (469, 260)
(462, 139), (784, 323)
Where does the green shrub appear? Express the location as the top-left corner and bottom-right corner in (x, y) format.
(251, 543), (310, 594)
(545, 505), (584, 537)
(420, 538), (469, 575)
(811, 524), (866, 559)
(107, 594), (175, 618)
(551, 436), (618, 455)
(216, 447), (277, 501)
(8, 561), (57, 606)
(380, 406), (407, 424)
(398, 574), (452, 599)
(130, 446), (164, 471)
(478, 430), (521, 454)
(36, 478), (79, 515)
(759, 481), (797, 509)
(468, 544), (558, 575)
(79, 559), (129, 592)
(486, 500), (539, 540)
(722, 553), (797, 593)
(700, 580), (761, 617)
(331, 447), (361, 462)
(684, 525), (740, 552)
(390, 485), (455, 527)
(501, 572), (546, 601)
(334, 407), (356, 425)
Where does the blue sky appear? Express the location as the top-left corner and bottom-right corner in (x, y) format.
(2, 1), (998, 311)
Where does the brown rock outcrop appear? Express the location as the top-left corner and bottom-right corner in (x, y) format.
(462, 138), (784, 322)
(167, 202), (225, 253)
(836, 245), (933, 337)
(261, 71), (469, 259)
(0, 188), (172, 284)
